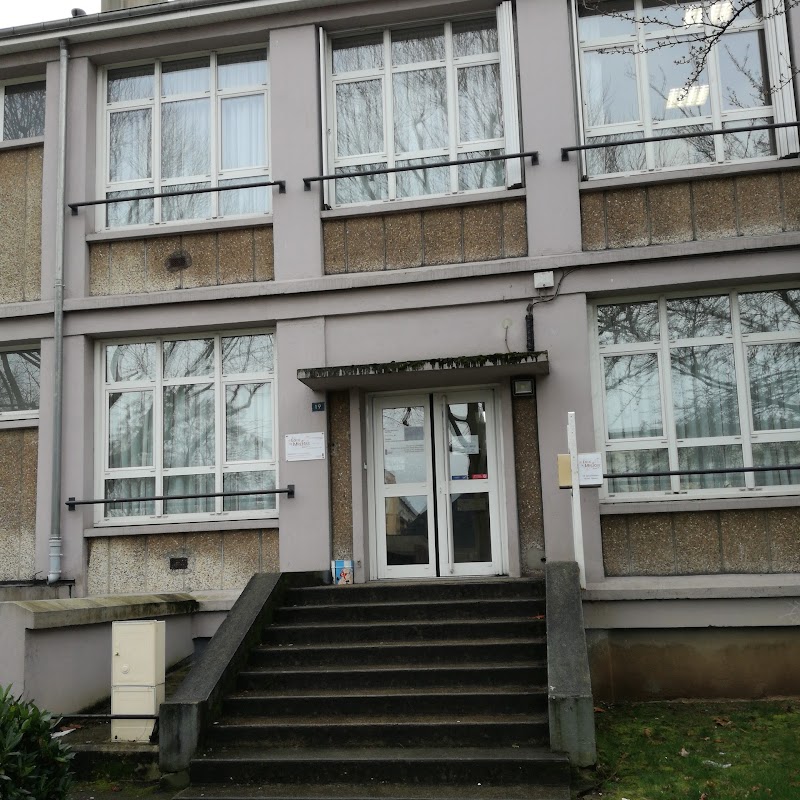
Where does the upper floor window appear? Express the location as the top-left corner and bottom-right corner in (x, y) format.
(323, 2), (521, 207)
(1, 81), (45, 141)
(0, 347), (40, 420)
(592, 289), (800, 501)
(102, 50), (269, 228)
(575, 0), (799, 177)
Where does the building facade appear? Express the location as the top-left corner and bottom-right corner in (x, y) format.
(1, 0), (799, 699)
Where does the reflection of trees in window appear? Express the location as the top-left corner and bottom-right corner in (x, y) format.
(3, 83), (45, 141)
(0, 350), (40, 412)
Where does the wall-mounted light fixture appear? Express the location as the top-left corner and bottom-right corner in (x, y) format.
(511, 377), (534, 397)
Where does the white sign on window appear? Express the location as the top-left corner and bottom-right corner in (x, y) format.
(285, 432), (326, 462)
(577, 452), (604, 487)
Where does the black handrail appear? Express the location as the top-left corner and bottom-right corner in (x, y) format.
(562, 120), (800, 161)
(66, 485), (295, 511)
(605, 464), (800, 480)
(68, 179), (286, 215)
(303, 150), (539, 190)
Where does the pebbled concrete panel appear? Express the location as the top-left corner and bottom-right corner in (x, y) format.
(184, 532), (223, 592)
(218, 229), (255, 285)
(385, 212), (423, 270)
(89, 242), (111, 296)
(145, 236), (182, 293)
(180, 233), (218, 289)
(673, 511), (722, 575)
(345, 216), (385, 272)
(23, 146), (43, 301)
(0, 149), (28, 304)
(766, 508), (800, 573)
(423, 208), (463, 266)
(648, 182), (693, 244)
(720, 509), (770, 573)
(580, 192), (606, 251)
(109, 239), (147, 295)
(322, 220), (347, 275)
(600, 515), (630, 577)
(254, 227), (275, 282)
(221, 531), (261, 589)
(108, 535), (148, 594)
(145, 533), (187, 593)
(501, 199), (528, 258)
(329, 390), (353, 561)
(464, 203), (502, 263)
(693, 178), (737, 240)
(605, 188), (648, 248)
(87, 537), (110, 596)
(736, 174), (782, 236)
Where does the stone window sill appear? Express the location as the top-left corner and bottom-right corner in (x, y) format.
(599, 494), (800, 515)
(0, 136), (44, 153)
(0, 418), (38, 430)
(85, 517), (279, 537)
(86, 215), (274, 243)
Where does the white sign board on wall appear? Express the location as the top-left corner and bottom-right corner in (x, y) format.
(577, 452), (604, 487)
(285, 432), (326, 461)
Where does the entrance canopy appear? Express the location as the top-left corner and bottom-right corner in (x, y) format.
(297, 351), (549, 391)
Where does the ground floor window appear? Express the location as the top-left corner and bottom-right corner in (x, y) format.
(98, 331), (276, 523)
(592, 288), (800, 500)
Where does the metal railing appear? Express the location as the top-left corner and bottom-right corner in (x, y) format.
(605, 464), (800, 480)
(68, 179), (286, 215)
(561, 120), (800, 161)
(66, 485), (295, 512)
(303, 150), (539, 190)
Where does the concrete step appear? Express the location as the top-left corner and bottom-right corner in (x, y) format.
(249, 638), (547, 668)
(221, 688), (548, 718)
(189, 746), (571, 786)
(263, 618), (544, 646)
(237, 662), (548, 692)
(275, 598), (546, 624)
(206, 714), (550, 748)
(175, 782), (571, 799)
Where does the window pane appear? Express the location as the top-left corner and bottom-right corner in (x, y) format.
(458, 64), (503, 143)
(585, 133), (645, 176)
(458, 150), (505, 191)
(652, 124), (715, 169)
(162, 99), (210, 178)
(161, 182), (211, 222)
(163, 339), (214, 379)
(583, 51), (639, 127)
(752, 441), (800, 486)
(162, 58), (210, 95)
(226, 383), (273, 461)
(718, 30), (770, 111)
(453, 19), (499, 57)
(396, 156), (449, 198)
(164, 474), (215, 514)
(219, 178), (269, 216)
(598, 301), (659, 345)
(391, 28), (445, 65)
(221, 95), (266, 170)
(222, 334), (274, 375)
(109, 109), (152, 182)
(107, 66), (154, 103)
(106, 343), (155, 383)
(332, 35), (384, 74)
(334, 164), (388, 204)
(217, 50), (268, 90)
(385, 495), (428, 565)
(604, 353), (663, 438)
(667, 295), (731, 339)
(223, 470), (276, 511)
(647, 43), (710, 122)
(678, 445), (744, 490)
(578, 0), (635, 40)
(108, 391), (154, 468)
(723, 117), (775, 160)
(163, 384), (215, 468)
(641, 0), (698, 30)
(448, 402), (489, 480)
(393, 68), (448, 153)
(104, 477), (155, 517)
(671, 344), (740, 437)
(748, 343), (800, 431)
(0, 350), (40, 412)
(336, 80), (384, 157)
(106, 190), (155, 228)
(739, 289), (800, 333)
(607, 449), (670, 493)
(452, 493), (492, 563)
(383, 406), (427, 484)
(3, 82), (45, 140)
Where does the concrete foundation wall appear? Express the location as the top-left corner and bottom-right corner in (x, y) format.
(86, 530), (279, 595)
(0, 428), (38, 581)
(588, 627), (800, 701)
(0, 145), (42, 303)
(602, 509), (800, 577)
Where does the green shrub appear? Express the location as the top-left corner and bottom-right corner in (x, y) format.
(0, 685), (74, 799)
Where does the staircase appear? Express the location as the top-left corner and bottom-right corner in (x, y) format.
(175, 578), (571, 800)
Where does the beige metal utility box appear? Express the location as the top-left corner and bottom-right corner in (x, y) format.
(111, 620), (165, 742)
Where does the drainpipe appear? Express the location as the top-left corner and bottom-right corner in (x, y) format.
(48, 39), (69, 585)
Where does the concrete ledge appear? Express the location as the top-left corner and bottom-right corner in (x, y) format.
(584, 574), (800, 601)
(546, 561), (596, 767)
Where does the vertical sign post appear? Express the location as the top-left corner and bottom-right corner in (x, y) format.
(567, 412), (586, 589)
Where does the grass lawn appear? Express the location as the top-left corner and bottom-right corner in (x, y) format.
(576, 699), (800, 800)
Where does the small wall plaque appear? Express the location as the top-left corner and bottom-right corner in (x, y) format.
(170, 557), (189, 570)
(312, 402), (326, 412)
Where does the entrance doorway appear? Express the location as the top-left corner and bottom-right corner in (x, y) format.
(371, 390), (504, 579)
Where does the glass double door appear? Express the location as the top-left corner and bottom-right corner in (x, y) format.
(372, 390), (503, 579)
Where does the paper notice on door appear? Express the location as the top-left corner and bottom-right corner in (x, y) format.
(451, 434), (480, 455)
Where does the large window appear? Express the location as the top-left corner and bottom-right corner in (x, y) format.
(1, 81), (45, 141)
(324, 3), (520, 206)
(98, 333), (276, 523)
(103, 50), (270, 228)
(592, 289), (800, 499)
(0, 347), (40, 420)
(575, 0), (798, 176)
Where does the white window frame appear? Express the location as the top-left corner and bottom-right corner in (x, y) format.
(0, 345), (40, 422)
(95, 330), (278, 527)
(573, 0), (799, 178)
(98, 47), (271, 230)
(590, 286), (800, 502)
(0, 77), (46, 142)
(321, 4), (521, 209)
